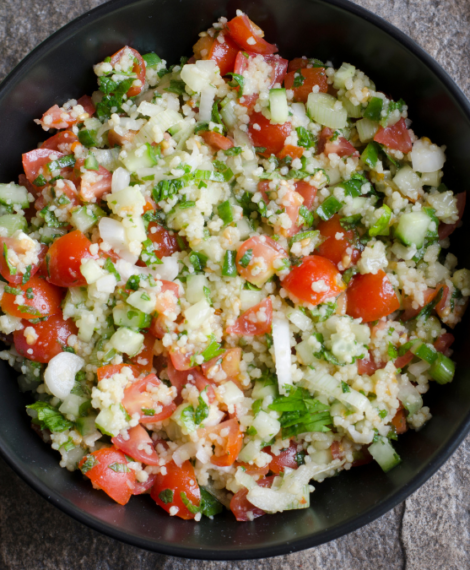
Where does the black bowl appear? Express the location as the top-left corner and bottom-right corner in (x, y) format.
(1, 0), (470, 560)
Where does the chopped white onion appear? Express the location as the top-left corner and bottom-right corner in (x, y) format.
(44, 352), (85, 400)
(199, 86), (216, 122)
(111, 167), (131, 193)
(411, 140), (446, 173)
(98, 217), (138, 264)
(272, 317), (292, 395)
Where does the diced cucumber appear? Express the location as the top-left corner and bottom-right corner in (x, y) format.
(127, 289), (155, 314)
(0, 183), (30, 208)
(93, 147), (121, 171)
(238, 440), (262, 463)
(369, 436), (401, 473)
(333, 63), (356, 90)
(185, 274), (209, 304)
(236, 217), (252, 240)
(113, 304), (152, 329)
(368, 205), (392, 237)
(421, 170), (442, 187)
(76, 415), (97, 436)
(184, 299), (212, 329)
(393, 166), (422, 200)
(0, 214), (27, 236)
(340, 96), (363, 119)
(170, 121), (195, 149)
(269, 88), (289, 124)
(71, 205), (106, 233)
(59, 394), (89, 418)
(106, 186), (146, 217)
(356, 118), (379, 143)
(307, 93), (347, 129)
(95, 407), (124, 437)
(240, 289), (263, 311)
(398, 384), (423, 416)
(220, 98), (237, 129)
(80, 259), (106, 284)
(296, 339), (315, 366)
(395, 211), (431, 248)
(121, 144), (159, 171)
(62, 287), (88, 319)
(39, 226), (68, 245)
(109, 327), (144, 356)
(251, 382), (278, 400)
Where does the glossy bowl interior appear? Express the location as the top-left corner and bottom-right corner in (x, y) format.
(1, 0), (470, 560)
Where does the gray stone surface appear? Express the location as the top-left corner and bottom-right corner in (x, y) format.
(1, 0), (470, 568)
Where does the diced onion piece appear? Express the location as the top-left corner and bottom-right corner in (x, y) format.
(272, 317), (292, 395)
(99, 217), (138, 264)
(411, 139), (446, 173)
(199, 86), (217, 122)
(111, 167), (131, 193)
(44, 353), (85, 400)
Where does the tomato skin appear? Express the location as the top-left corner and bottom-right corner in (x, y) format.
(79, 447), (135, 505)
(236, 235), (288, 286)
(391, 406), (407, 435)
(346, 270), (400, 322)
(46, 230), (94, 287)
(394, 350), (414, 370)
(112, 425), (160, 466)
(0, 275), (63, 320)
(230, 476), (273, 521)
(128, 332), (155, 374)
(294, 180), (317, 210)
(284, 67), (328, 102)
(234, 51), (288, 87)
(226, 298), (273, 336)
(208, 34), (240, 75)
(22, 148), (66, 186)
(200, 130), (234, 150)
(317, 127), (359, 158)
(265, 440), (299, 474)
(151, 460), (201, 520)
(226, 15), (277, 55)
(316, 214), (360, 269)
(169, 349), (195, 371)
(77, 95), (96, 117)
(41, 130), (78, 153)
(122, 374), (176, 424)
(74, 158), (112, 202)
(438, 192), (466, 240)
(148, 223), (180, 259)
(374, 118), (412, 153)
(110, 47), (146, 98)
(282, 255), (345, 306)
(201, 347), (242, 382)
(14, 314), (78, 363)
(248, 112), (291, 157)
(288, 58), (308, 72)
(357, 353), (385, 375)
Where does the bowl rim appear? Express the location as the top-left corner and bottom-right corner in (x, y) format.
(1, 0), (470, 560)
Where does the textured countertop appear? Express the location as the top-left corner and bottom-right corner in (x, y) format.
(1, 0), (470, 568)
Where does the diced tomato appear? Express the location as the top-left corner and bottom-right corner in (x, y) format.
(284, 67), (328, 102)
(264, 440), (300, 474)
(234, 51), (288, 88)
(276, 187), (303, 238)
(226, 14), (277, 55)
(169, 348), (196, 372)
(13, 314), (78, 363)
(74, 158), (112, 202)
(317, 127), (359, 158)
(234, 462), (270, 478)
(434, 332), (455, 357)
(151, 460), (201, 520)
(0, 237), (47, 285)
(316, 214), (360, 269)
(97, 363), (142, 382)
(200, 130), (234, 151)
(374, 118), (412, 154)
(394, 350), (414, 370)
(110, 47), (146, 98)
(282, 255), (345, 306)
(149, 314), (167, 340)
(122, 373), (176, 424)
(230, 476), (273, 521)
(41, 130), (78, 153)
(357, 353), (386, 375)
(277, 145), (304, 160)
(435, 284), (450, 319)
(438, 192), (466, 240)
(226, 298), (272, 336)
(201, 419), (243, 467)
(201, 347), (242, 382)
(133, 473), (158, 495)
(330, 441), (344, 460)
(401, 288), (438, 321)
(46, 230), (94, 287)
(288, 58), (309, 72)
(129, 332), (155, 374)
(352, 446), (373, 468)
(79, 447), (135, 505)
(147, 223), (180, 259)
(391, 406), (407, 435)
(22, 148), (67, 186)
(154, 280), (180, 316)
(346, 270), (400, 322)
(165, 357), (202, 401)
(248, 112), (291, 157)
(193, 33), (240, 76)
(77, 95), (96, 117)
(0, 275), (62, 320)
(236, 235), (288, 286)
(112, 425), (160, 466)
(294, 180), (317, 210)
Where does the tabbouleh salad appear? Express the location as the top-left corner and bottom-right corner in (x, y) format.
(0, 10), (468, 521)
